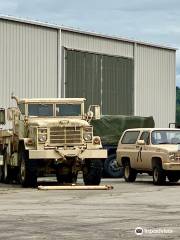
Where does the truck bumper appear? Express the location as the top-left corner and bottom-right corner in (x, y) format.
(29, 148), (107, 159)
(163, 163), (180, 171)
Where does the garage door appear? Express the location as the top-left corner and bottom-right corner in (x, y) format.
(65, 49), (134, 115)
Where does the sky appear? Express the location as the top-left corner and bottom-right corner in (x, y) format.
(0, 0), (180, 86)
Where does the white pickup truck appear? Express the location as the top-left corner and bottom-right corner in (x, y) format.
(116, 128), (180, 185)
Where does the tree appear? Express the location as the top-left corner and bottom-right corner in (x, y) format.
(176, 87), (180, 123)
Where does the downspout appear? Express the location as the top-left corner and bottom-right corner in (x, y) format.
(57, 28), (62, 98)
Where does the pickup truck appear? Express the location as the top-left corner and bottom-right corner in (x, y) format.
(116, 128), (180, 185)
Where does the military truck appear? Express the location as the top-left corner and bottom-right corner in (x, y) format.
(0, 96), (107, 187)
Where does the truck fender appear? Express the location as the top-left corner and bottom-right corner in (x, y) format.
(151, 157), (162, 169)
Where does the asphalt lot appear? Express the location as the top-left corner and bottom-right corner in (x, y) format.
(0, 175), (179, 240)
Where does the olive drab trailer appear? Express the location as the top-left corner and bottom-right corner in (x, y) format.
(0, 96), (107, 187)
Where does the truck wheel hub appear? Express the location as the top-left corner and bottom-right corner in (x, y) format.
(153, 168), (158, 181)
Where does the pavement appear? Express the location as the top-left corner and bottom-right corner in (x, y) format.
(0, 175), (179, 240)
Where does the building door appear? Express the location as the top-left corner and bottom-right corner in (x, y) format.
(65, 49), (134, 115)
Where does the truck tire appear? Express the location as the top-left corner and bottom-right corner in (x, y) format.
(124, 162), (137, 182)
(83, 159), (103, 185)
(0, 165), (4, 182)
(104, 154), (124, 178)
(167, 174), (180, 183)
(153, 165), (166, 185)
(19, 149), (37, 188)
(2, 151), (11, 183)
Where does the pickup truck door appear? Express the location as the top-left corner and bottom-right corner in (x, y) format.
(136, 131), (151, 170)
(119, 130), (140, 169)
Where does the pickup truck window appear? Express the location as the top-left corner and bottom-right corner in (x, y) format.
(151, 130), (180, 144)
(121, 131), (140, 144)
(140, 131), (150, 145)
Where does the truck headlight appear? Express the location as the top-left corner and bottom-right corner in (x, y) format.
(38, 134), (47, 142)
(169, 152), (176, 161)
(83, 133), (92, 142)
(38, 128), (47, 143)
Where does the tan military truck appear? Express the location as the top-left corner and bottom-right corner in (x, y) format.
(0, 96), (107, 187)
(116, 128), (180, 185)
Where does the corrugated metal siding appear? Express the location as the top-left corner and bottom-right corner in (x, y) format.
(0, 19), (58, 108)
(61, 30), (134, 58)
(135, 44), (176, 127)
(65, 49), (134, 114)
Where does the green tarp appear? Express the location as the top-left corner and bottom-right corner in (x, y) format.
(91, 115), (155, 146)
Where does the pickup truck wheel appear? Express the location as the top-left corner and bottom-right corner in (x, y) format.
(83, 159), (103, 185)
(153, 165), (166, 185)
(104, 154), (124, 178)
(124, 163), (137, 182)
(167, 174), (180, 183)
(19, 150), (37, 188)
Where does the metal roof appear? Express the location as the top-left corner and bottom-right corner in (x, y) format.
(0, 14), (177, 51)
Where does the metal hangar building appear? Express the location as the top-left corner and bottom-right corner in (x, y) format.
(0, 15), (176, 127)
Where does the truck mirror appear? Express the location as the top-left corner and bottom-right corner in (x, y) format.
(0, 108), (5, 125)
(87, 105), (101, 120)
(137, 140), (145, 145)
(94, 106), (101, 120)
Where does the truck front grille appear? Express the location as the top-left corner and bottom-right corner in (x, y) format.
(50, 127), (82, 145)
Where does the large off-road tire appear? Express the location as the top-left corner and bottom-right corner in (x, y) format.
(19, 149), (37, 188)
(167, 173), (180, 183)
(0, 166), (4, 182)
(123, 162), (137, 182)
(104, 154), (124, 178)
(83, 159), (103, 185)
(2, 151), (11, 183)
(153, 165), (166, 185)
(0, 149), (3, 182)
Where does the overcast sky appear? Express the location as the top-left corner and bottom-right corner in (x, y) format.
(0, 0), (180, 86)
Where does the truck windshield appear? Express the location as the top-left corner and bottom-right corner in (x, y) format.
(151, 130), (180, 144)
(56, 104), (81, 116)
(28, 104), (53, 117)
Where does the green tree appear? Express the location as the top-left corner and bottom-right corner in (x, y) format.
(176, 87), (180, 123)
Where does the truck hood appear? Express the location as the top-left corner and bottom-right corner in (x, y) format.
(27, 118), (89, 127)
(154, 144), (180, 153)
